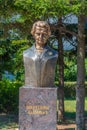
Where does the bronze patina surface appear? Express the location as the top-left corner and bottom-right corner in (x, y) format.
(23, 21), (58, 87)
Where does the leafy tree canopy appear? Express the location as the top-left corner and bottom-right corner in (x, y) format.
(14, 0), (87, 21)
(0, 0), (87, 22)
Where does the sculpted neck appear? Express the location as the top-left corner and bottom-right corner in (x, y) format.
(35, 43), (46, 52)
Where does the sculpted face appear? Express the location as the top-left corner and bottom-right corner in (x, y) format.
(31, 21), (51, 49)
(34, 26), (48, 47)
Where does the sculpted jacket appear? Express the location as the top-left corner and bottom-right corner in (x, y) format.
(23, 45), (58, 87)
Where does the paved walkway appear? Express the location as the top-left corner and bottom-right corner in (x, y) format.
(57, 124), (76, 129)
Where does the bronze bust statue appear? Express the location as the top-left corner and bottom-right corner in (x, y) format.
(23, 21), (58, 87)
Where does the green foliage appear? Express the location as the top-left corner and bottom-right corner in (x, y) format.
(14, 0), (87, 22)
(56, 82), (87, 98)
(85, 59), (87, 79)
(56, 56), (77, 82)
(0, 0), (15, 16)
(11, 39), (31, 80)
(0, 79), (23, 113)
(64, 82), (76, 98)
(64, 58), (77, 81)
(0, 38), (32, 79)
(0, 39), (11, 56)
(0, 39), (14, 77)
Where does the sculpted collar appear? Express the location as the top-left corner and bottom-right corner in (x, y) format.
(31, 44), (50, 53)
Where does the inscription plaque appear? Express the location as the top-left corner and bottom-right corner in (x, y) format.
(26, 105), (49, 115)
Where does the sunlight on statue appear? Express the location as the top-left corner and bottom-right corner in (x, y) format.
(23, 21), (58, 87)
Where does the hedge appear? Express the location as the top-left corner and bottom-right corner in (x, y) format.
(0, 79), (23, 113)
(56, 82), (87, 98)
(0, 79), (87, 113)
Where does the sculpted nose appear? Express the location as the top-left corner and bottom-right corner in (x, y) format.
(40, 34), (43, 39)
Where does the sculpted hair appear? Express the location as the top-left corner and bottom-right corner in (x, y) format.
(31, 21), (51, 36)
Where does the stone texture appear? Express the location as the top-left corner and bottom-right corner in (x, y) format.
(19, 87), (57, 130)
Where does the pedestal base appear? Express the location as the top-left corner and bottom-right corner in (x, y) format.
(19, 86), (57, 130)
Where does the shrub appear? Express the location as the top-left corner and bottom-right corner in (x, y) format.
(64, 82), (76, 98)
(0, 79), (23, 114)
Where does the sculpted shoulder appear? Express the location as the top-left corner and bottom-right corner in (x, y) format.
(45, 46), (58, 58)
(23, 46), (34, 58)
(23, 45), (58, 59)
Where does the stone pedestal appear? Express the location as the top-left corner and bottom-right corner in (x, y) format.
(19, 87), (57, 130)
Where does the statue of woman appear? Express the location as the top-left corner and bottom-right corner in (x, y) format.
(23, 21), (58, 87)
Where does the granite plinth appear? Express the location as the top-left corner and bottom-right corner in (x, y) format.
(19, 86), (57, 130)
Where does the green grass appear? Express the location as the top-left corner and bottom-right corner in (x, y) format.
(85, 98), (87, 111)
(65, 99), (76, 119)
(64, 98), (87, 119)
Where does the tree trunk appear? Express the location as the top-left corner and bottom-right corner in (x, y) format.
(0, 55), (2, 80)
(76, 15), (85, 130)
(57, 18), (64, 121)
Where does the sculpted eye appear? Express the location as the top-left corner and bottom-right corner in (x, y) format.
(44, 34), (47, 37)
(43, 34), (47, 38)
(36, 33), (40, 36)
